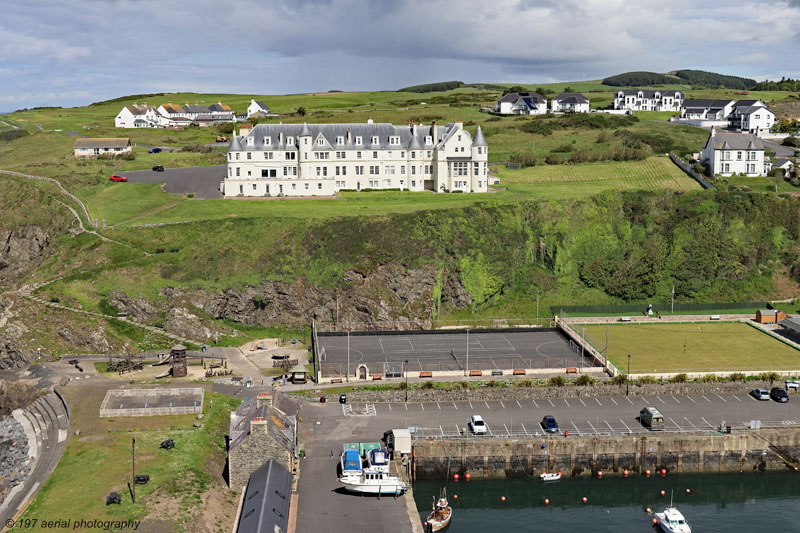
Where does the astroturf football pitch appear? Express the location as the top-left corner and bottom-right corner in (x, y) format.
(582, 321), (800, 373)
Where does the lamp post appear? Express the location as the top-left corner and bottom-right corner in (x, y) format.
(626, 354), (631, 396)
(465, 327), (470, 377)
(404, 359), (409, 403)
(346, 330), (350, 383)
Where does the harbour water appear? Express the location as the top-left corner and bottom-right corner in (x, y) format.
(414, 471), (800, 531)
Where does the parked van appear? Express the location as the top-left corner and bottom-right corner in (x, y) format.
(640, 407), (665, 430)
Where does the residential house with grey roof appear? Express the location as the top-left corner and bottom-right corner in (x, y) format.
(247, 99), (271, 118)
(680, 99), (735, 120)
(613, 89), (684, 112)
(495, 92), (547, 115)
(700, 129), (766, 176)
(73, 137), (131, 158)
(223, 118), (489, 197)
(728, 102), (775, 134)
(550, 93), (590, 113)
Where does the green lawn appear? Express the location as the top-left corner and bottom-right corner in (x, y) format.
(496, 157), (700, 199)
(583, 321), (800, 373)
(20, 392), (239, 531)
(722, 175), (800, 194)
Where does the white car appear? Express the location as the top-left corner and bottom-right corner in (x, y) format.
(468, 415), (487, 435)
(785, 380), (800, 391)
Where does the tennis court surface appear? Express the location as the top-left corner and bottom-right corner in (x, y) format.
(317, 329), (595, 378)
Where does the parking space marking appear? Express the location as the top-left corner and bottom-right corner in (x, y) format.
(500, 401), (506, 409)
(684, 417), (698, 430)
(672, 396), (680, 404)
(587, 419), (598, 435)
(485, 401), (490, 410)
(625, 396), (634, 405)
(455, 424), (460, 434)
(516, 400), (522, 409)
(548, 399), (555, 408)
(715, 395), (728, 403)
(571, 421), (581, 436)
(642, 397), (650, 405)
(657, 396), (666, 404)
(686, 396), (696, 403)
(521, 422), (527, 434)
(440, 424), (444, 436)
(732, 395), (742, 402)
(605, 420), (614, 432)
(701, 395), (712, 403)
(532, 399), (539, 408)
(453, 402), (458, 410)
(469, 401), (474, 409)
(701, 416), (713, 428)
(437, 401), (441, 410)
(564, 399), (571, 407)
(388, 403), (392, 411)
(595, 398), (602, 406)
(610, 397), (618, 406)
(579, 399), (587, 407)
(620, 418), (632, 433)
(421, 403), (425, 411)
(404, 403), (408, 411)
(668, 417), (683, 432)
(503, 423), (510, 435)
(748, 394), (759, 402)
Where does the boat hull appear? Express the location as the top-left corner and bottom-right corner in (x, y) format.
(338, 479), (406, 495)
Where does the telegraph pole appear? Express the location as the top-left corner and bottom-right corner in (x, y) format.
(626, 354), (631, 396)
(131, 436), (136, 503)
(466, 328), (470, 377)
(536, 290), (540, 326)
(346, 330), (350, 382)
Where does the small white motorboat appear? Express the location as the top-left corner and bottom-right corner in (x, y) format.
(539, 471), (562, 482)
(653, 492), (691, 533)
(425, 487), (452, 531)
(338, 470), (407, 495)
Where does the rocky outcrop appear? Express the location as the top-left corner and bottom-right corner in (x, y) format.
(0, 335), (36, 370)
(164, 307), (214, 341)
(107, 290), (164, 323)
(56, 326), (112, 354)
(0, 226), (53, 288)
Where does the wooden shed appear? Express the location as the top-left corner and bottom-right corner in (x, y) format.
(755, 309), (786, 324)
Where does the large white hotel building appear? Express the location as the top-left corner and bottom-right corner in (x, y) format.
(221, 119), (488, 197)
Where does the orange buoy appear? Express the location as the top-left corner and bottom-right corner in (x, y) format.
(453, 474), (459, 481)
(453, 494), (458, 499)
(652, 518), (658, 525)
(501, 496), (506, 502)
(686, 488), (691, 493)
(623, 469), (629, 478)
(645, 469), (651, 477)
(661, 468), (667, 476)
(582, 497), (588, 503)
(465, 473), (471, 481)
(557, 471), (562, 476)
(597, 470), (603, 478)
(660, 490), (666, 496)
(544, 498), (550, 505)
(646, 508), (652, 514)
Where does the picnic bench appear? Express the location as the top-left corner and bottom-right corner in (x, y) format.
(469, 370), (482, 377)
(566, 367), (578, 374)
(160, 439), (175, 450)
(134, 474), (150, 484)
(106, 492), (121, 505)
(419, 371), (433, 378)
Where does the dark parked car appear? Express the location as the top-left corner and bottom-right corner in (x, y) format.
(541, 415), (559, 433)
(148, 147), (162, 153)
(152, 165), (164, 172)
(339, 394), (347, 404)
(770, 388), (789, 403)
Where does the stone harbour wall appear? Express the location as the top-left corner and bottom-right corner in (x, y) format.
(412, 429), (800, 479)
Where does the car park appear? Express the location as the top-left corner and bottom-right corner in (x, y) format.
(750, 388), (770, 401)
(541, 415), (559, 433)
(148, 147), (162, 153)
(468, 415), (487, 435)
(152, 165), (164, 172)
(109, 174), (127, 182)
(770, 387), (789, 403)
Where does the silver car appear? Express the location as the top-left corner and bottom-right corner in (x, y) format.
(750, 388), (770, 401)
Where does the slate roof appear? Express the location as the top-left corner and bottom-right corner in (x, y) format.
(733, 99), (760, 107)
(553, 92), (589, 104)
(236, 460), (291, 533)
(125, 105), (150, 115)
(734, 105), (771, 116)
(208, 103), (233, 112)
(617, 89), (684, 99)
(706, 132), (764, 151)
(160, 103), (185, 114)
(255, 100), (268, 109)
(683, 99), (733, 109)
(184, 104), (210, 114)
(230, 122), (467, 152)
(473, 126), (487, 147)
(74, 138), (130, 149)
(498, 93), (520, 103)
(774, 158), (793, 168)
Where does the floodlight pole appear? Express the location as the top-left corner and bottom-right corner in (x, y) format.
(465, 328), (470, 377)
(346, 330), (350, 382)
(405, 359), (409, 403)
(626, 354), (631, 396)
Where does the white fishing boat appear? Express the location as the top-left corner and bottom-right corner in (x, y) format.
(338, 470), (407, 495)
(539, 471), (562, 482)
(425, 488), (452, 532)
(339, 448), (362, 481)
(653, 492), (691, 533)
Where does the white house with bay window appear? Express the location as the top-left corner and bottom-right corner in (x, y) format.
(700, 129), (766, 177)
(222, 119), (489, 197)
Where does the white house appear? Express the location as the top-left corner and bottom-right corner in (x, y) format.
(613, 89), (684, 112)
(114, 104), (163, 128)
(222, 119), (489, 197)
(73, 138), (132, 158)
(116, 102), (236, 128)
(247, 99), (270, 118)
(701, 129), (766, 177)
(495, 92), (547, 115)
(728, 101), (775, 134)
(550, 93), (590, 113)
(681, 99), (735, 120)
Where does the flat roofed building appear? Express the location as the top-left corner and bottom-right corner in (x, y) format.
(73, 137), (131, 158)
(222, 119), (489, 197)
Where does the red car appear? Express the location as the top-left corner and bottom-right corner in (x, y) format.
(109, 174), (128, 182)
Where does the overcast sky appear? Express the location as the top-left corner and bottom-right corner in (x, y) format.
(2, 0), (799, 110)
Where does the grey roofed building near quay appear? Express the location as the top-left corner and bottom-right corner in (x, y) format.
(235, 459), (292, 533)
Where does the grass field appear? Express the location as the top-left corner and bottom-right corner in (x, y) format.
(496, 157), (700, 199)
(20, 391), (240, 531)
(583, 321), (800, 373)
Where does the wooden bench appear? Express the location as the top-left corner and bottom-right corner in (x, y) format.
(566, 367), (578, 374)
(419, 371), (433, 378)
(469, 370), (483, 377)
(330, 378), (343, 384)
(372, 374), (382, 380)
(513, 369), (526, 376)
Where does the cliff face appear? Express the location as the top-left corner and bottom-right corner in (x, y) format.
(0, 225), (53, 290)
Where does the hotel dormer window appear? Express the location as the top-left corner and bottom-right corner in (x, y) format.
(337, 136), (344, 144)
(355, 136), (362, 145)
(317, 138), (324, 146)
(287, 136), (294, 145)
(371, 136), (379, 144)
(425, 136), (432, 144)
